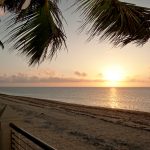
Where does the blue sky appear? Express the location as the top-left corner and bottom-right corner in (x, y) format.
(0, 0), (150, 87)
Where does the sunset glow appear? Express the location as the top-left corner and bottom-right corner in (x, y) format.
(103, 65), (125, 82)
(0, 0), (150, 149)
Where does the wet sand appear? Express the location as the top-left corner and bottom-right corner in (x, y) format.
(0, 93), (150, 150)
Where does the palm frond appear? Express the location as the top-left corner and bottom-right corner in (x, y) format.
(1, 0), (60, 12)
(0, 40), (4, 49)
(75, 0), (150, 46)
(2, 0), (66, 65)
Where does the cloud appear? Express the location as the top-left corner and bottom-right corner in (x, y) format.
(124, 76), (150, 83)
(1, 72), (150, 86)
(97, 73), (103, 78)
(74, 71), (87, 77)
(28, 69), (58, 77)
(0, 73), (103, 84)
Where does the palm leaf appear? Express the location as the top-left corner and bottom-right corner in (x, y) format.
(75, 0), (150, 46)
(0, 40), (4, 49)
(2, 0), (66, 65)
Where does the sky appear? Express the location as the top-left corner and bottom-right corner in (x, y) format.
(0, 0), (150, 87)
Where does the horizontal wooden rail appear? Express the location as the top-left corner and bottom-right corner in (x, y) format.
(9, 123), (56, 150)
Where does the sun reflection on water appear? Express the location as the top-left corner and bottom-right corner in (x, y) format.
(109, 88), (119, 108)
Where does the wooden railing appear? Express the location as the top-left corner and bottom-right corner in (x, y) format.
(9, 123), (56, 150)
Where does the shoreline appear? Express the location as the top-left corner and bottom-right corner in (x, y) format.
(0, 93), (150, 115)
(0, 87), (150, 113)
(0, 93), (150, 150)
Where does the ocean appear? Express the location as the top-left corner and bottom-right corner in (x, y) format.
(0, 87), (150, 113)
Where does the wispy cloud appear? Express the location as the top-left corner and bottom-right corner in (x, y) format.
(74, 71), (87, 77)
(97, 73), (103, 78)
(27, 69), (59, 77)
(0, 73), (103, 84)
(1, 72), (149, 87)
(124, 75), (150, 83)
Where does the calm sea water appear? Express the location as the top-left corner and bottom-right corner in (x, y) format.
(0, 87), (150, 113)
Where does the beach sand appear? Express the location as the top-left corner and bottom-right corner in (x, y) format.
(0, 93), (150, 150)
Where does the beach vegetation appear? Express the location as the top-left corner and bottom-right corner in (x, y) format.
(0, 0), (149, 65)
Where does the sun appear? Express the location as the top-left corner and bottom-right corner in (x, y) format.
(103, 65), (124, 82)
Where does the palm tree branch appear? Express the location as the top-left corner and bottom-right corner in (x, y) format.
(75, 0), (150, 46)
(2, 0), (66, 65)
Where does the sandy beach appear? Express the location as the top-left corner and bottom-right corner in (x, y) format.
(0, 93), (150, 150)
